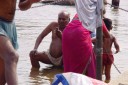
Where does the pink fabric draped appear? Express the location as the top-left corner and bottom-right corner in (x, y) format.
(62, 14), (96, 78)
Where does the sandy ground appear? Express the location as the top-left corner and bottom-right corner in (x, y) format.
(109, 70), (128, 85)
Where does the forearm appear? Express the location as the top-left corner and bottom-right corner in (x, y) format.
(18, 0), (40, 11)
(57, 33), (62, 39)
(115, 46), (120, 53)
(33, 36), (43, 50)
(56, 29), (62, 39)
(18, 0), (31, 11)
(91, 37), (96, 43)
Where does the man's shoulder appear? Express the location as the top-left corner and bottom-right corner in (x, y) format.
(50, 21), (58, 25)
(110, 34), (116, 40)
(49, 21), (58, 29)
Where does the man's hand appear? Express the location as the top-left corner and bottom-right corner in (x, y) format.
(114, 50), (119, 54)
(30, 49), (37, 58)
(56, 28), (62, 39)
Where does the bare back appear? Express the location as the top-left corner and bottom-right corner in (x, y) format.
(103, 34), (115, 54)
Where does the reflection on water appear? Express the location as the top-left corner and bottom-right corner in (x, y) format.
(15, 4), (76, 85)
(110, 9), (119, 30)
(15, 5), (75, 85)
(29, 66), (63, 85)
(15, 0), (128, 84)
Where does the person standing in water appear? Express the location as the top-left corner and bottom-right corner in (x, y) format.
(0, 0), (40, 85)
(102, 18), (120, 83)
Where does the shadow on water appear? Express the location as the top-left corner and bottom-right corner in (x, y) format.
(29, 66), (63, 85)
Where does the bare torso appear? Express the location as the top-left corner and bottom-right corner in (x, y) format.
(0, 0), (16, 21)
(103, 34), (114, 54)
(49, 28), (62, 58)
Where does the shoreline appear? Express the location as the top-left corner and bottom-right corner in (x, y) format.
(109, 70), (128, 85)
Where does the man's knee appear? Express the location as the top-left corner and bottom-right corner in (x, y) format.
(29, 51), (34, 59)
(5, 51), (19, 65)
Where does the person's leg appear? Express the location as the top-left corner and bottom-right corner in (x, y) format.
(29, 51), (40, 68)
(105, 64), (112, 83)
(0, 36), (19, 85)
(0, 57), (6, 85)
(102, 65), (105, 75)
(112, 0), (120, 9)
(29, 51), (52, 68)
(104, 0), (107, 5)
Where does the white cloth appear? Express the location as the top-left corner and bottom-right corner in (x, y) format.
(52, 72), (108, 85)
(44, 50), (62, 66)
(75, 0), (102, 32)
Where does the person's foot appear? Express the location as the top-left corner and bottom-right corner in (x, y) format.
(105, 79), (110, 83)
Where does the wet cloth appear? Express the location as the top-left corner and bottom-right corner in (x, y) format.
(102, 53), (114, 65)
(44, 50), (62, 66)
(75, 0), (102, 32)
(62, 14), (96, 78)
(52, 72), (108, 85)
(0, 20), (18, 49)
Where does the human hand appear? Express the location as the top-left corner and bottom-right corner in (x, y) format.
(56, 29), (62, 39)
(114, 50), (119, 54)
(30, 49), (37, 57)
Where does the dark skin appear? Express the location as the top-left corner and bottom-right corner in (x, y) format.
(29, 11), (70, 68)
(0, 0), (40, 21)
(102, 18), (120, 83)
(0, 0), (40, 85)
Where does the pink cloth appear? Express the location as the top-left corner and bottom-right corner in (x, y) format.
(62, 14), (96, 78)
(102, 21), (110, 38)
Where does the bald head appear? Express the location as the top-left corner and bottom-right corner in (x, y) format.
(58, 11), (70, 18)
(58, 11), (70, 30)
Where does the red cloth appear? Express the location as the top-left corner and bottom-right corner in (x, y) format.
(102, 53), (114, 65)
(102, 21), (110, 38)
(62, 14), (96, 78)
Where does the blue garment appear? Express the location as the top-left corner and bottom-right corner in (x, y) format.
(0, 20), (18, 49)
(91, 32), (96, 38)
(52, 74), (69, 85)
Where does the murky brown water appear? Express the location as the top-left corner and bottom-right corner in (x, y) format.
(15, 0), (128, 84)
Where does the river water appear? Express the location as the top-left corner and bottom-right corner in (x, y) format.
(14, 0), (128, 84)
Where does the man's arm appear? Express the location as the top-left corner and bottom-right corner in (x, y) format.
(91, 37), (96, 43)
(18, 0), (40, 11)
(113, 36), (120, 53)
(33, 22), (58, 50)
(56, 28), (62, 39)
(30, 22), (55, 55)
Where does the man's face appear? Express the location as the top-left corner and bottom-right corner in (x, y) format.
(58, 13), (70, 30)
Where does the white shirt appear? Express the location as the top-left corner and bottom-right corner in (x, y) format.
(75, 0), (102, 32)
